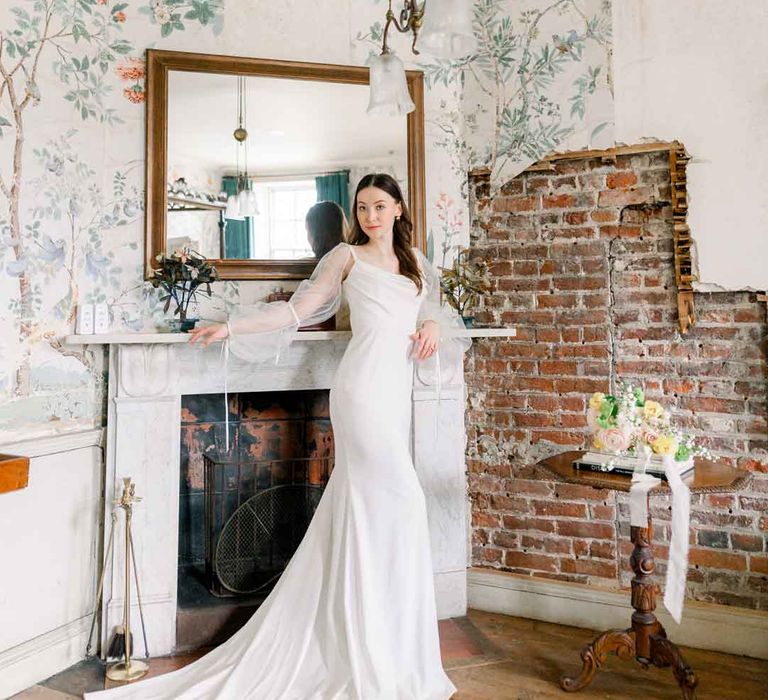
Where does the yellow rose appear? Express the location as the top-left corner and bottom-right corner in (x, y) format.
(592, 434), (604, 450)
(643, 400), (665, 421)
(651, 434), (678, 456)
(589, 392), (605, 411)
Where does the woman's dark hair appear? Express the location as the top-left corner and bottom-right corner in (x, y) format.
(305, 200), (348, 259)
(348, 173), (422, 293)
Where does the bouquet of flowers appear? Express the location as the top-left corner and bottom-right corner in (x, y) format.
(149, 248), (218, 324)
(587, 384), (707, 464)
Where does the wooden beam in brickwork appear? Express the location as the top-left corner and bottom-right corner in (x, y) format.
(669, 145), (696, 334)
(0, 453), (30, 494)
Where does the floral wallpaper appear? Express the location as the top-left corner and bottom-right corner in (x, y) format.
(0, 0), (612, 441)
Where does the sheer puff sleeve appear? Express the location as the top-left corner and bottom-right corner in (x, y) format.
(413, 247), (471, 386)
(227, 242), (351, 363)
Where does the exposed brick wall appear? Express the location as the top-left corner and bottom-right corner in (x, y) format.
(466, 150), (768, 610)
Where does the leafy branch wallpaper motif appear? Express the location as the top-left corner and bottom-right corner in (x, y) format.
(0, 0), (612, 441)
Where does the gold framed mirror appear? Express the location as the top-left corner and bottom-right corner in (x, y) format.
(145, 49), (426, 281)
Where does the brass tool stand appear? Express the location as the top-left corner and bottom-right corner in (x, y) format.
(86, 477), (149, 682)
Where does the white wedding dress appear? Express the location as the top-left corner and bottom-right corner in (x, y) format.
(86, 243), (464, 700)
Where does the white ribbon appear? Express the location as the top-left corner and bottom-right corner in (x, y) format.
(628, 456), (691, 624)
(663, 457), (691, 624)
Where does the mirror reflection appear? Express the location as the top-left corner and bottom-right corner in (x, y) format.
(166, 71), (408, 261)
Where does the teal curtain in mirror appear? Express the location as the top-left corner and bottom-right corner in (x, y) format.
(221, 177), (253, 259)
(315, 171), (350, 215)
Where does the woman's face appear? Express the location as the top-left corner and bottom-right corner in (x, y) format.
(355, 186), (402, 241)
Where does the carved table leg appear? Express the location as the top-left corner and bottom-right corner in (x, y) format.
(560, 497), (698, 696)
(560, 628), (636, 692)
(650, 633), (698, 699)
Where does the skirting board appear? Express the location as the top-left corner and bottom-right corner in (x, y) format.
(468, 568), (768, 661)
(0, 616), (92, 699)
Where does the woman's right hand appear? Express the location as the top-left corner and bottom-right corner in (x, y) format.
(188, 322), (229, 347)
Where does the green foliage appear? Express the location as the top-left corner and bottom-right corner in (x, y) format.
(439, 248), (492, 317)
(149, 249), (219, 320)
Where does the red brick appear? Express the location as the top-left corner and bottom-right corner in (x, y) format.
(590, 504), (616, 520)
(556, 521), (615, 539)
(563, 211), (588, 225)
(752, 556), (768, 574)
(560, 558), (617, 578)
(590, 209), (618, 222)
(688, 548), (747, 571)
(560, 413), (588, 428)
(525, 177), (550, 192)
(504, 551), (558, 572)
(599, 225), (643, 238)
(597, 186), (655, 207)
(731, 534), (764, 552)
(491, 530), (519, 549)
(493, 195), (538, 212)
(589, 541), (617, 559)
(504, 479), (554, 497)
(513, 260), (538, 275)
(512, 412), (557, 428)
(531, 500), (587, 518)
(537, 293), (578, 309)
(489, 494), (532, 512)
(473, 512), (501, 528)
(540, 360), (579, 375)
(479, 547), (503, 563)
(502, 515), (556, 533)
(553, 276), (606, 291)
(529, 431), (584, 446)
(543, 194), (577, 209)
(606, 171), (638, 189)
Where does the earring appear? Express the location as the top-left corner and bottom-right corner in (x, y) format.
(396, 215), (400, 221)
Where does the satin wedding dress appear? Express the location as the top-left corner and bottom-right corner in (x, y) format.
(86, 243), (465, 700)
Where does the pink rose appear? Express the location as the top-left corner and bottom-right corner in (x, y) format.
(596, 426), (631, 453)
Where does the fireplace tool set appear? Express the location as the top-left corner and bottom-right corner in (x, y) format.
(86, 476), (150, 682)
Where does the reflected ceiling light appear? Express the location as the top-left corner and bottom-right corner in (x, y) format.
(367, 0), (477, 117)
(226, 75), (259, 219)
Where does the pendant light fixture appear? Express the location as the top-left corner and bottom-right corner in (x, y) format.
(367, 0), (478, 117)
(225, 75), (259, 219)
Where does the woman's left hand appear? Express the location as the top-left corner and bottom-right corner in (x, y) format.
(410, 320), (439, 361)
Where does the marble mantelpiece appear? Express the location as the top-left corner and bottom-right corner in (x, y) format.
(65, 328), (515, 656)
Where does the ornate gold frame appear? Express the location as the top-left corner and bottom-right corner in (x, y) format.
(145, 49), (426, 281)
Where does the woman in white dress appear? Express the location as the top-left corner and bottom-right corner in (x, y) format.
(86, 173), (463, 700)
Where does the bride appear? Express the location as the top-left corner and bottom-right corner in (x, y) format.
(86, 173), (465, 700)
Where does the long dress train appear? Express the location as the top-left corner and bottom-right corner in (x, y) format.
(85, 243), (459, 699)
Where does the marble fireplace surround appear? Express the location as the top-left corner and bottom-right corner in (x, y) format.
(66, 328), (515, 656)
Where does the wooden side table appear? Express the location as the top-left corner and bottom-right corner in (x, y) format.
(537, 451), (750, 700)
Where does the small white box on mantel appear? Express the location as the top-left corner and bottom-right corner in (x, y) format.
(75, 304), (94, 334)
(93, 303), (110, 334)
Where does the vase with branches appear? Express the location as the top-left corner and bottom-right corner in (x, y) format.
(439, 247), (492, 327)
(149, 248), (218, 331)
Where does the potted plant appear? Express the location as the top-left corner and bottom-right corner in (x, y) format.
(149, 248), (218, 332)
(439, 247), (492, 328)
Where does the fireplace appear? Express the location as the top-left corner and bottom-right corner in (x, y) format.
(176, 390), (333, 647)
(74, 332), (470, 657)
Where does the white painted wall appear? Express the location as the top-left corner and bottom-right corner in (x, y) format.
(0, 431), (102, 698)
(613, 0), (768, 291)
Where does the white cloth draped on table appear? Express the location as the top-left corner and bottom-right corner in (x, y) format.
(86, 242), (466, 700)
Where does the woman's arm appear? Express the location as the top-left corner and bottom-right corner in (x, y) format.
(190, 243), (352, 348)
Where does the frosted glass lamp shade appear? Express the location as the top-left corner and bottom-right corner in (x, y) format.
(418, 0), (477, 59)
(225, 195), (242, 220)
(367, 52), (415, 117)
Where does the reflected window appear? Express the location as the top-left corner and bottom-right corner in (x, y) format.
(251, 179), (316, 259)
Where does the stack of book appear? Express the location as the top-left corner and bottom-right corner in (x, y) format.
(573, 452), (695, 480)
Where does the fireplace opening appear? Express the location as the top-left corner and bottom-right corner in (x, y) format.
(178, 390), (333, 651)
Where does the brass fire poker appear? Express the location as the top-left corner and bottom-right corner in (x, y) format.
(86, 477), (149, 682)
